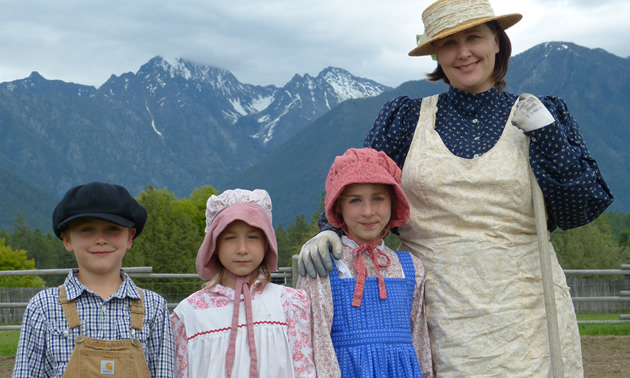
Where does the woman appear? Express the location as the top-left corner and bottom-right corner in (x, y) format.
(298, 0), (613, 376)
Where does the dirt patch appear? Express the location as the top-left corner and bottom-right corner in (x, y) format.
(581, 336), (630, 378)
(1, 336), (629, 377)
(0, 357), (13, 378)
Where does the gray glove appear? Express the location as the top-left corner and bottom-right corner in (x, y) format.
(298, 230), (343, 278)
(511, 93), (555, 132)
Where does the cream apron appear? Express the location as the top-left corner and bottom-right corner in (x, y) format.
(59, 286), (151, 377)
(399, 95), (583, 377)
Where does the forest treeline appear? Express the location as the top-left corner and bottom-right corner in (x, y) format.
(1, 184), (629, 289)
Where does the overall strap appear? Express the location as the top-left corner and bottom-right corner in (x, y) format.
(58, 285), (81, 329)
(129, 289), (145, 331)
(396, 251), (417, 299)
(328, 253), (341, 283)
(395, 251), (416, 282)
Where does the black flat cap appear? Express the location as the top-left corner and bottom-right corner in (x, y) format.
(52, 182), (147, 239)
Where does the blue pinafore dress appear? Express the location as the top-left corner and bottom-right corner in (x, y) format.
(328, 251), (423, 377)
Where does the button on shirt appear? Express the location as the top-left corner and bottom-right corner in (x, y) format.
(364, 86), (613, 231)
(13, 270), (175, 378)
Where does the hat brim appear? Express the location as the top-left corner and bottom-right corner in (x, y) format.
(408, 13), (522, 57)
(55, 213), (136, 238)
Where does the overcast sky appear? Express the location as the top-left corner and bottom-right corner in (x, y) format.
(1, 0), (628, 89)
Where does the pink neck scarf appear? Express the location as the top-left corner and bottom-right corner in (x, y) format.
(224, 271), (259, 378)
(350, 237), (391, 307)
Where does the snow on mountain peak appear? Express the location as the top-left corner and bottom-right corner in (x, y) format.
(154, 56), (239, 89)
(160, 57), (193, 80)
(319, 67), (389, 102)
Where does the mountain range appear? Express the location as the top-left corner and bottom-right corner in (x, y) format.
(0, 41), (628, 231)
(0, 57), (389, 230)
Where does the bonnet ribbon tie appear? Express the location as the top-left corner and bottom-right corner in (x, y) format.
(224, 271), (259, 378)
(351, 239), (391, 307)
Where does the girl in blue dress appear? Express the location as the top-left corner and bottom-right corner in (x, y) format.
(298, 148), (432, 377)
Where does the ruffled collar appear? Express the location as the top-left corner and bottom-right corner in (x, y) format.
(206, 277), (265, 300)
(341, 236), (385, 250)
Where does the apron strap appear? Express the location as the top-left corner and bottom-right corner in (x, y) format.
(129, 289), (145, 331)
(58, 285), (81, 329)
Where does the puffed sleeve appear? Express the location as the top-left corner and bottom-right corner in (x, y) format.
(526, 96), (613, 230)
(296, 274), (340, 377)
(363, 96), (423, 168)
(169, 312), (189, 378)
(281, 286), (317, 378)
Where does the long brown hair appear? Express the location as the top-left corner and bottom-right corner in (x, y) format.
(426, 21), (512, 91)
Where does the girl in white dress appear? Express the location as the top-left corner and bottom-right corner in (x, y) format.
(171, 189), (316, 378)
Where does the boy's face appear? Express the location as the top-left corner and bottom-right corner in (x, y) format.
(337, 183), (392, 245)
(216, 220), (266, 284)
(61, 219), (136, 277)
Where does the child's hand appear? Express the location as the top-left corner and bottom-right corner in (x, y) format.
(298, 230), (343, 278)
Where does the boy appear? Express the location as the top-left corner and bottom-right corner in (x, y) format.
(13, 181), (175, 377)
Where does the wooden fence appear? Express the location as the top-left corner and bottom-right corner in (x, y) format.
(1, 262), (629, 330)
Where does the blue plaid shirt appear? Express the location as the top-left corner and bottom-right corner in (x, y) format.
(364, 86), (613, 231)
(13, 270), (175, 377)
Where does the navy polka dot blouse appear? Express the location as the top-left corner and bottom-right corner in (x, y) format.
(364, 86), (613, 231)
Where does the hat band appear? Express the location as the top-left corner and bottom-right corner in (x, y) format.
(422, 0), (495, 41)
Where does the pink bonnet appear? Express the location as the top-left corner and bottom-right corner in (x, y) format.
(325, 148), (410, 231)
(195, 188), (278, 280)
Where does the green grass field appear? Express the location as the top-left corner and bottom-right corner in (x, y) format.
(1, 313), (627, 357)
(577, 313), (630, 336)
(0, 330), (19, 356)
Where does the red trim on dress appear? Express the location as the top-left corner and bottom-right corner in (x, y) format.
(187, 321), (289, 341)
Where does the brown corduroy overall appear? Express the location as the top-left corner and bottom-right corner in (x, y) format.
(58, 286), (151, 377)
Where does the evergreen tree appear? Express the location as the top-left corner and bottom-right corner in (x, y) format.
(286, 214), (318, 265)
(127, 185), (205, 300)
(127, 185), (202, 274)
(606, 211), (630, 237)
(275, 224), (291, 268)
(552, 214), (625, 277)
(618, 230), (630, 265)
(176, 185), (218, 236)
(3, 214), (74, 285)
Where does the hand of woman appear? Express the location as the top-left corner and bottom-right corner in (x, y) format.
(298, 230), (343, 278)
(511, 93), (555, 132)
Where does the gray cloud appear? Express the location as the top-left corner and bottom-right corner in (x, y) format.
(0, 0), (628, 88)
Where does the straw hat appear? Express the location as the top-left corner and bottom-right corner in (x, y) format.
(409, 0), (522, 57)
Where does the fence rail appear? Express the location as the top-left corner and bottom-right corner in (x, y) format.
(1, 263), (628, 330)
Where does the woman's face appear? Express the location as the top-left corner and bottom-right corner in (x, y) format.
(433, 23), (499, 94)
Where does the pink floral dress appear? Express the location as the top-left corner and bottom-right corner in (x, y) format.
(170, 281), (315, 377)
